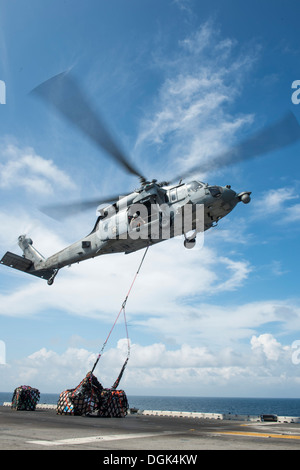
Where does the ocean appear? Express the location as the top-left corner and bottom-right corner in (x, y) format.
(1, 392), (300, 416)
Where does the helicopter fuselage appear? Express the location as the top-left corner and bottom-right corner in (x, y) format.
(0, 180), (251, 285)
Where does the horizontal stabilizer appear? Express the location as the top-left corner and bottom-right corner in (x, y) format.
(0, 251), (55, 281)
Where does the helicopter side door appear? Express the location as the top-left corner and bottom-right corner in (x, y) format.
(98, 207), (128, 241)
(127, 196), (160, 240)
(169, 184), (188, 203)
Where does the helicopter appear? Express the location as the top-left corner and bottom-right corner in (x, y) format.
(1, 72), (300, 285)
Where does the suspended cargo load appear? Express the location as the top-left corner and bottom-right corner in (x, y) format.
(57, 372), (103, 416)
(56, 372), (129, 417)
(98, 389), (129, 418)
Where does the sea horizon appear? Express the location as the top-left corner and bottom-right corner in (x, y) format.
(1, 392), (300, 417)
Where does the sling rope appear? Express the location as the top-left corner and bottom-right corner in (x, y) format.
(91, 244), (149, 376)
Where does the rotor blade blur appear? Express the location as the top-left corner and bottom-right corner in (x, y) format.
(31, 71), (145, 181)
(41, 195), (121, 220)
(171, 112), (300, 182)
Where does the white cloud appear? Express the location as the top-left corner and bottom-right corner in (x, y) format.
(254, 187), (299, 218)
(2, 346), (97, 393)
(215, 256), (251, 292)
(1, 332), (298, 395)
(134, 298), (300, 350)
(283, 203), (300, 222)
(179, 22), (214, 54)
(0, 210), (67, 254)
(135, 21), (257, 180)
(251, 333), (284, 361)
(0, 235), (251, 320)
(0, 142), (76, 195)
(128, 341), (216, 368)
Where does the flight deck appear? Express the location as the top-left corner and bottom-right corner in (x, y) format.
(1, 405), (300, 452)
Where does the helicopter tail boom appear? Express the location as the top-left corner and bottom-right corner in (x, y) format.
(0, 250), (56, 282)
(0, 235), (56, 282)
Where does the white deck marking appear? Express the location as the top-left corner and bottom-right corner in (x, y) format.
(27, 431), (176, 446)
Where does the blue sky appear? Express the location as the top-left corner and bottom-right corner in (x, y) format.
(0, 0), (300, 398)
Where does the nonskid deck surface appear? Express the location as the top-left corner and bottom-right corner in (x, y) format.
(1, 405), (300, 451)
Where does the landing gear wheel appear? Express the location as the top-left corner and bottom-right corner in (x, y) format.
(184, 238), (196, 249)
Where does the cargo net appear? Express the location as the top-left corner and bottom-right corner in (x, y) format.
(99, 389), (129, 418)
(56, 371), (129, 418)
(11, 385), (40, 411)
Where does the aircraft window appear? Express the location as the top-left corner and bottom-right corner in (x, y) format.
(209, 186), (221, 197)
(187, 181), (202, 192)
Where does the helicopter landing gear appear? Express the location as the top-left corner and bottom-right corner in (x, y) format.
(184, 238), (196, 249)
(184, 231), (196, 249)
(47, 269), (59, 286)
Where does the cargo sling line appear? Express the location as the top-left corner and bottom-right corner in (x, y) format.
(91, 244), (149, 388)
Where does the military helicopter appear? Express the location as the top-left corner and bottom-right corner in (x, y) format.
(1, 72), (300, 285)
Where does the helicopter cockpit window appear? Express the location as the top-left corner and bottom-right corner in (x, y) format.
(187, 181), (202, 192)
(209, 186), (222, 197)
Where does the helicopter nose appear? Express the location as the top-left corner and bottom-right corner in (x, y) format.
(221, 185), (237, 203)
(221, 186), (252, 206)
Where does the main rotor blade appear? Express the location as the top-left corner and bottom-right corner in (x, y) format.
(171, 111), (300, 182)
(31, 71), (145, 181)
(41, 195), (122, 220)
